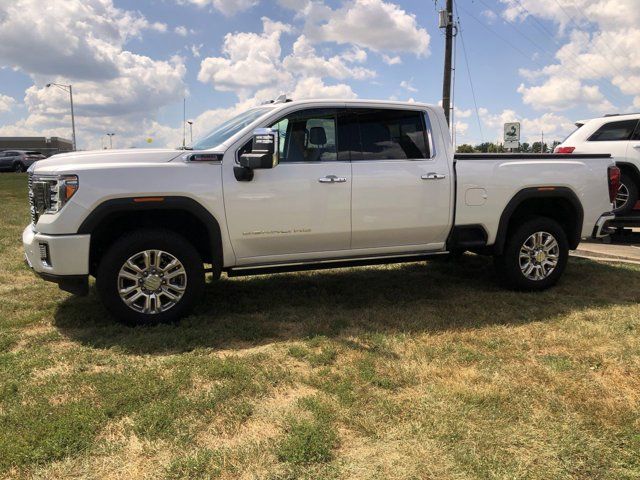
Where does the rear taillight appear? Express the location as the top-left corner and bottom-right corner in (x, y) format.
(608, 165), (621, 205)
(555, 146), (575, 154)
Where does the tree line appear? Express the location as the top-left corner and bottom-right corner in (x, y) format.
(456, 141), (562, 153)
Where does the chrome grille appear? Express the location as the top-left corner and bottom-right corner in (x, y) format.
(28, 172), (36, 225)
(28, 174), (51, 225)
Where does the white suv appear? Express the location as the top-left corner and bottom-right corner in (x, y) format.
(556, 113), (640, 214)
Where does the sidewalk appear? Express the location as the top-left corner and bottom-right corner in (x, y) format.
(573, 241), (640, 264)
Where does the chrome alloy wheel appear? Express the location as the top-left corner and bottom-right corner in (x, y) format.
(518, 231), (560, 281)
(117, 250), (187, 314)
(615, 183), (630, 211)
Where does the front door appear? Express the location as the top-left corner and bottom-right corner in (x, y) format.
(223, 108), (352, 263)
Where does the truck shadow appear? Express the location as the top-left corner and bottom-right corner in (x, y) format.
(53, 255), (640, 355)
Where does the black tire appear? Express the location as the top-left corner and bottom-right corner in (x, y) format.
(13, 162), (25, 173)
(96, 229), (205, 325)
(494, 217), (569, 291)
(614, 172), (639, 214)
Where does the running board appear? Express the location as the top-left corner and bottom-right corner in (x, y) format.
(225, 251), (448, 277)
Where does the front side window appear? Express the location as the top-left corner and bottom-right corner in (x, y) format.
(270, 108), (337, 162)
(193, 106), (274, 150)
(355, 109), (429, 160)
(588, 120), (639, 142)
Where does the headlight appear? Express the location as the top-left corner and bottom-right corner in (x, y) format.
(31, 174), (79, 215)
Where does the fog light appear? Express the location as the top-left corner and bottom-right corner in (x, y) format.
(39, 242), (51, 267)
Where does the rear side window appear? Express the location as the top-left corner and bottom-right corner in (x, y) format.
(354, 109), (429, 160)
(588, 120), (638, 141)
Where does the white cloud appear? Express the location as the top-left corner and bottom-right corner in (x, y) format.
(400, 79), (417, 93)
(190, 43), (204, 58)
(0, 0), (167, 80)
(382, 54), (402, 65)
(0, 94), (17, 113)
(197, 18), (292, 95)
(283, 36), (375, 81)
(500, 0), (640, 111)
(291, 77), (356, 99)
(198, 17), (374, 96)
(175, 26), (188, 37)
(0, 0), (186, 150)
(517, 77), (613, 113)
(180, 0), (259, 16)
(305, 0), (430, 56)
(481, 10), (498, 24)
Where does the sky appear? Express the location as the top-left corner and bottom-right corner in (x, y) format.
(0, 0), (638, 150)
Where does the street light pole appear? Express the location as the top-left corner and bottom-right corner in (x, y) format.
(46, 83), (77, 151)
(187, 121), (193, 147)
(69, 85), (76, 151)
(106, 133), (115, 149)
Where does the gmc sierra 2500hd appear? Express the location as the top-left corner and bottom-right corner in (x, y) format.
(23, 99), (618, 324)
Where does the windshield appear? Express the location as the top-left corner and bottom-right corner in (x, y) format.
(192, 107), (273, 150)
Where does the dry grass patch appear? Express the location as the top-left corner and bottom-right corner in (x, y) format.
(1, 173), (640, 479)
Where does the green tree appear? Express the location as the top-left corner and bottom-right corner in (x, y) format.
(456, 144), (476, 153)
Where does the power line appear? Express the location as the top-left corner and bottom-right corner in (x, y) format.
(474, 0), (626, 106)
(455, 4), (484, 144)
(552, 0), (628, 82)
(459, 2), (627, 107)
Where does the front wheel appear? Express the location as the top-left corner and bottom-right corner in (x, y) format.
(494, 217), (569, 291)
(96, 229), (205, 325)
(13, 162), (25, 172)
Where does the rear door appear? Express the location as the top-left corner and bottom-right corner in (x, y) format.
(350, 108), (452, 250)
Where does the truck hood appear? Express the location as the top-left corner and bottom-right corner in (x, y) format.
(32, 149), (183, 173)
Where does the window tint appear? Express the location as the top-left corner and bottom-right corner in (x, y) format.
(588, 120), (638, 142)
(270, 108), (337, 162)
(632, 121), (640, 141)
(355, 109), (428, 160)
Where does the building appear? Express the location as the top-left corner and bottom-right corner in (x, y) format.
(0, 137), (73, 157)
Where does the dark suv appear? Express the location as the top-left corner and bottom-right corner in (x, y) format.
(0, 150), (46, 172)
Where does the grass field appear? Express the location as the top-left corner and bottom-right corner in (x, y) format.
(1, 172), (639, 479)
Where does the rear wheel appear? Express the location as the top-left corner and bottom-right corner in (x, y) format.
(494, 217), (569, 291)
(96, 229), (205, 325)
(614, 172), (639, 214)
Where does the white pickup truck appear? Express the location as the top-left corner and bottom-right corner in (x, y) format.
(23, 99), (618, 324)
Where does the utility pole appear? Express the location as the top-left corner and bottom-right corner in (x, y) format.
(441, 0), (454, 126)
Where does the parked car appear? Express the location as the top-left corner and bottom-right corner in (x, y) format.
(0, 150), (46, 172)
(23, 98), (617, 324)
(555, 113), (640, 213)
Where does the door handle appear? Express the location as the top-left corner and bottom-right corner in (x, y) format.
(421, 173), (447, 180)
(633, 144), (640, 149)
(319, 175), (347, 183)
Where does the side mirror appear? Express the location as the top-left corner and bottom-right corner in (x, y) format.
(239, 128), (279, 170)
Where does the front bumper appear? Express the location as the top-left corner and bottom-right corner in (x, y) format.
(23, 225), (90, 295)
(592, 213), (616, 238)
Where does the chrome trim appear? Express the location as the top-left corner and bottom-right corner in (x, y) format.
(231, 251), (448, 271)
(318, 175), (347, 183)
(593, 213), (616, 238)
(421, 173), (447, 180)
